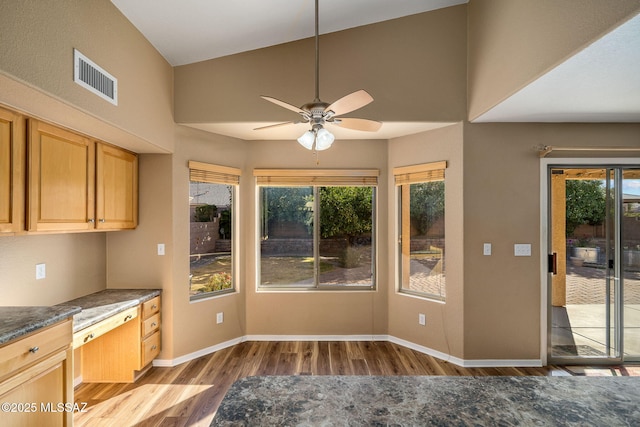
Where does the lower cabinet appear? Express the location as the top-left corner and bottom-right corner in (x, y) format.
(77, 297), (161, 383)
(140, 296), (161, 367)
(0, 320), (74, 427)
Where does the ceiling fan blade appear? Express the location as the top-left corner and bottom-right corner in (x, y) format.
(254, 121), (299, 131)
(260, 96), (307, 115)
(332, 118), (382, 132)
(325, 90), (374, 116)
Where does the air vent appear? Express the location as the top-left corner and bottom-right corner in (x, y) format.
(73, 49), (118, 105)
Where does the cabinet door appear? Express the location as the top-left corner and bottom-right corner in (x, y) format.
(1, 359), (67, 426)
(28, 120), (95, 231)
(95, 143), (138, 229)
(0, 108), (24, 233)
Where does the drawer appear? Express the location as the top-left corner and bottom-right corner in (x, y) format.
(142, 296), (160, 319)
(0, 320), (72, 380)
(73, 306), (138, 348)
(142, 313), (160, 337)
(141, 330), (160, 367)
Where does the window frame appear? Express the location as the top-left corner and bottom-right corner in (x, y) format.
(394, 161), (447, 301)
(188, 161), (240, 302)
(255, 169), (379, 291)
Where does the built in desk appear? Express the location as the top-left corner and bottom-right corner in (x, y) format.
(58, 289), (161, 383)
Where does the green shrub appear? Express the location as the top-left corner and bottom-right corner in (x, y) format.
(199, 272), (232, 293)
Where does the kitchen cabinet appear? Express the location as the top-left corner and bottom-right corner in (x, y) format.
(0, 107), (25, 234)
(77, 296), (160, 383)
(0, 320), (74, 427)
(96, 142), (138, 230)
(27, 119), (138, 232)
(140, 296), (161, 367)
(27, 119), (95, 232)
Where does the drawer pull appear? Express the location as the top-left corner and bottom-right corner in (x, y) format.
(151, 322), (157, 328)
(84, 333), (94, 343)
(151, 345), (157, 351)
(152, 304), (158, 310)
(124, 314), (133, 322)
(29, 346), (39, 354)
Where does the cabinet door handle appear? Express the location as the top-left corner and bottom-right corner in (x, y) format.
(151, 345), (157, 350)
(84, 333), (94, 343)
(151, 322), (157, 327)
(29, 346), (39, 354)
(88, 218), (95, 223)
(99, 218), (106, 223)
(124, 315), (133, 322)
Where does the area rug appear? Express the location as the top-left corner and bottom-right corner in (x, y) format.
(212, 375), (639, 426)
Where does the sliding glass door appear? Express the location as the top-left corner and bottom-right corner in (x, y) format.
(622, 169), (640, 362)
(549, 166), (640, 363)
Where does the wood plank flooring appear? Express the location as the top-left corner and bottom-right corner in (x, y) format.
(70, 340), (604, 427)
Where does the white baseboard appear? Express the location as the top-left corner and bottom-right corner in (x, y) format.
(153, 334), (542, 369)
(243, 334), (388, 342)
(460, 359), (543, 368)
(153, 336), (243, 368)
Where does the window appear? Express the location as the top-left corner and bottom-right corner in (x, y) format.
(395, 161), (446, 300)
(255, 169), (378, 289)
(189, 161), (240, 300)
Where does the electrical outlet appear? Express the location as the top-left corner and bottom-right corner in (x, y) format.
(418, 313), (426, 326)
(36, 263), (46, 280)
(216, 312), (224, 324)
(483, 243), (492, 256)
(157, 243), (165, 256)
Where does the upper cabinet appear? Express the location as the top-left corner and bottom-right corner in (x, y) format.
(27, 119), (138, 233)
(28, 120), (95, 232)
(0, 108), (25, 234)
(96, 142), (138, 230)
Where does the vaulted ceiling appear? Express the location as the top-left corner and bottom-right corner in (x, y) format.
(111, 0), (640, 140)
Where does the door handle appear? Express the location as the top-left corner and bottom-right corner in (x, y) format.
(548, 253), (557, 275)
(609, 259), (614, 269)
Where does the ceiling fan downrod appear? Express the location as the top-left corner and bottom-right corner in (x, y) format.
(255, 0), (382, 151)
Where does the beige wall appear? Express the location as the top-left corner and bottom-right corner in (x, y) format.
(462, 122), (640, 360)
(0, 233), (105, 306)
(171, 126), (248, 358)
(387, 123), (465, 358)
(468, 0), (640, 120)
(0, 0), (174, 153)
(174, 5), (467, 125)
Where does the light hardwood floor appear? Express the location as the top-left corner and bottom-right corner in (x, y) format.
(72, 340), (628, 427)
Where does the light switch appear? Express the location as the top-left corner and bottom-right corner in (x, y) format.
(483, 243), (492, 256)
(157, 243), (165, 256)
(514, 244), (532, 256)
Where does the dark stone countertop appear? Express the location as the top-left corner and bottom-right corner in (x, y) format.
(212, 375), (640, 426)
(0, 289), (160, 346)
(0, 306), (81, 345)
(56, 289), (161, 332)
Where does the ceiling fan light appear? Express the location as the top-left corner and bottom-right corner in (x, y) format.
(315, 128), (335, 151)
(297, 130), (315, 150)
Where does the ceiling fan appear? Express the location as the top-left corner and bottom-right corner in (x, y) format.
(255, 0), (382, 151)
